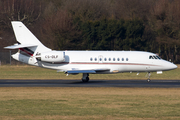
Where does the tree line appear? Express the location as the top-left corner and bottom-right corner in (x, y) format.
(1, 0), (180, 63)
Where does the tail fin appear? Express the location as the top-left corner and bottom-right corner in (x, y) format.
(5, 21), (51, 55)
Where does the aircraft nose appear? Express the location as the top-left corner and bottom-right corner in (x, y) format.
(168, 62), (177, 70)
(161, 60), (177, 71)
(172, 63), (177, 69)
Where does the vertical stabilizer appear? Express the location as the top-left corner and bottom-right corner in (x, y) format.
(11, 21), (51, 54)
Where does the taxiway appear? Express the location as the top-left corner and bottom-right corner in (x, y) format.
(0, 79), (180, 88)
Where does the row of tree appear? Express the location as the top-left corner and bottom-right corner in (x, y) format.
(1, 0), (180, 63)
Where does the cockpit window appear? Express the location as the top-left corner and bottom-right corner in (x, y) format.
(149, 56), (153, 59)
(149, 55), (161, 60)
(156, 56), (161, 59)
(153, 56), (158, 59)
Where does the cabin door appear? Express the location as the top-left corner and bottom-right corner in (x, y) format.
(98, 55), (103, 63)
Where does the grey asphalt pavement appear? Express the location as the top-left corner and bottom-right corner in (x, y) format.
(0, 79), (180, 87)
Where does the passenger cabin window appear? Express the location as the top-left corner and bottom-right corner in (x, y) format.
(117, 58), (120, 61)
(113, 58), (115, 61)
(122, 58), (124, 61)
(95, 58), (97, 61)
(90, 58), (93, 61)
(126, 58), (128, 61)
(104, 58), (107, 61)
(109, 58), (111, 61)
(99, 58), (102, 61)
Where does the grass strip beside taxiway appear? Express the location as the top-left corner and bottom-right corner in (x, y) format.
(0, 87), (180, 120)
(0, 65), (179, 80)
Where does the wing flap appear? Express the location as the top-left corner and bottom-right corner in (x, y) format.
(66, 70), (96, 74)
(65, 69), (110, 74)
(95, 69), (110, 72)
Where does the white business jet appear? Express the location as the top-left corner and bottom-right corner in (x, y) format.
(5, 21), (177, 82)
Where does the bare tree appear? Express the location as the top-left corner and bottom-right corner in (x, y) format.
(114, 0), (153, 20)
(0, 0), (42, 28)
(149, 0), (180, 62)
(39, 5), (74, 49)
(63, 0), (110, 21)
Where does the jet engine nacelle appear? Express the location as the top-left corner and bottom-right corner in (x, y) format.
(37, 51), (65, 62)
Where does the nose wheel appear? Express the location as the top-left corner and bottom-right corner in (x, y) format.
(82, 73), (89, 82)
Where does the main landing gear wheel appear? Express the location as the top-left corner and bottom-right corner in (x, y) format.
(82, 73), (89, 82)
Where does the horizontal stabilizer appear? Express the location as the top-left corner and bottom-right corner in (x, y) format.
(4, 44), (37, 49)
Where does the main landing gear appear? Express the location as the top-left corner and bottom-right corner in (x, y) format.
(82, 73), (89, 82)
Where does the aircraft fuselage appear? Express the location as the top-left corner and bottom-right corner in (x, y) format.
(12, 51), (177, 73)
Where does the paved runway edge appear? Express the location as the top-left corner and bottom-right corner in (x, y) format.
(0, 79), (180, 88)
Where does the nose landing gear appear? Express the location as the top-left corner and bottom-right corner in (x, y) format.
(146, 72), (151, 82)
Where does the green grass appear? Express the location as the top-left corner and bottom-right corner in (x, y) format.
(0, 65), (180, 119)
(0, 87), (180, 120)
(0, 65), (179, 80)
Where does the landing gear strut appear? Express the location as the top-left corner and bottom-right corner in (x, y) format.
(147, 72), (151, 82)
(82, 73), (89, 82)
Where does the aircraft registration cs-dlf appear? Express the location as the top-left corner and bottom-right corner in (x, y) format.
(5, 21), (177, 82)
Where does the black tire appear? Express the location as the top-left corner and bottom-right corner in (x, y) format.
(82, 77), (89, 82)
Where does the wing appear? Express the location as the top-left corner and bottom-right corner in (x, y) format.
(65, 69), (110, 74)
